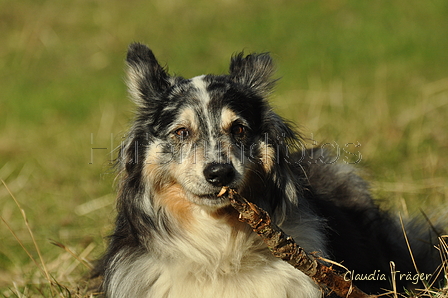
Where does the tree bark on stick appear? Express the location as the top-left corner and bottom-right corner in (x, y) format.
(223, 188), (376, 298)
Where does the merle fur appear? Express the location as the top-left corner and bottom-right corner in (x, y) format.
(93, 43), (441, 296)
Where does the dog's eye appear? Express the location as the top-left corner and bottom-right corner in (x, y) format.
(231, 124), (245, 137)
(174, 127), (190, 139)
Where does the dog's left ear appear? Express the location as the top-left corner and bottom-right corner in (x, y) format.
(229, 52), (277, 96)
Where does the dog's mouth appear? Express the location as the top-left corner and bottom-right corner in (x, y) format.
(198, 193), (222, 199)
(197, 190), (228, 200)
(188, 187), (234, 207)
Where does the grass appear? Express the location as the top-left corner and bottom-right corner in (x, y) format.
(0, 0), (447, 296)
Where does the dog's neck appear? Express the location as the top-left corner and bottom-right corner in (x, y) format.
(147, 203), (270, 275)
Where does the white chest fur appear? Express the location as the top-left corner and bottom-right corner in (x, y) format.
(106, 208), (323, 298)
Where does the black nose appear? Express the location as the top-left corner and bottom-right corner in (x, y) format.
(203, 163), (235, 187)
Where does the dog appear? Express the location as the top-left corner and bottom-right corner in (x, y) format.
(93, 43), (441, 297)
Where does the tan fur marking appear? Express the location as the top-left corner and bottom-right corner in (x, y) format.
(220, 107), (238, 131)
(143, 160), (194, 225)
(177, 108), (198, 132)
(143, 157), (167, 187)
(156, 184), (195, 225)
(259, 142), (275, 172)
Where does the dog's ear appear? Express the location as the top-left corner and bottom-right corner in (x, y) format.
(263, 111), (298, 142)
(126, 43), (171, 107)
(229, 52), (277, 96)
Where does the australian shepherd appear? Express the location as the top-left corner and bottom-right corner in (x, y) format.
(93, 43), (440, 297)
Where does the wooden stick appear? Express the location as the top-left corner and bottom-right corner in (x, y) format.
(223, 188), (376, 298)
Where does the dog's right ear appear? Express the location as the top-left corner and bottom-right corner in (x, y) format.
(126, 43), (171, 107)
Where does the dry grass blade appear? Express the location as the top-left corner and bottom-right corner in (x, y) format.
(1, 179), (56, 297)
(438, 236), (448, 294)
(50, 239), (94, 271)
(399, 215), (430, 294)
(419, 246), (448, 298)
(389, 261), (398, 298)
(1, 216), (43, 274)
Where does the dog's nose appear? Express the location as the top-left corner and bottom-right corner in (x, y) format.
(203, 163), (235, 187)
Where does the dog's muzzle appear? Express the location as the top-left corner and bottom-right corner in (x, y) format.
(203, 163), (235, 187)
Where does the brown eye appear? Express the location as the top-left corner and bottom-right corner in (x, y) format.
(174, 127), (190, 139)
(231, 124), (245, 137)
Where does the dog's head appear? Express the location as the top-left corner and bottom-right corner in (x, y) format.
(119, 43), (300, 217)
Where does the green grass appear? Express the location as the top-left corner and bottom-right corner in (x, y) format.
(1, 0), (447, 296)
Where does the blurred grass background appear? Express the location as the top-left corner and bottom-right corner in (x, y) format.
(1, 0), (447, 296)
